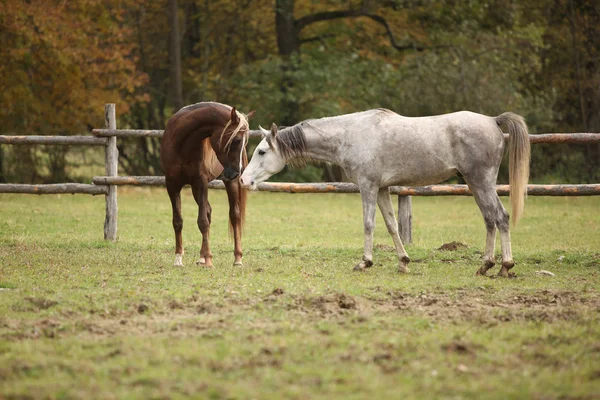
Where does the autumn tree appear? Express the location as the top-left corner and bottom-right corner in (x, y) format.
(0, 0), (146, 183)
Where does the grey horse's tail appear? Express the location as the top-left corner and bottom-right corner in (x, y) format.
(496, 112), (531, 226)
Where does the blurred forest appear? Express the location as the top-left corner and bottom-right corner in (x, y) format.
(1, 0), (599, 184)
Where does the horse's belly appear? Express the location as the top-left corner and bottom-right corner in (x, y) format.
(380, 165), (457, 187)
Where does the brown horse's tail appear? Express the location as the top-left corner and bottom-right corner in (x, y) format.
(496, 112), (530, 227)
(229, 149), (248, 237)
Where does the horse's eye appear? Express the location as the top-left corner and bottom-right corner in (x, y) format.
(258, 150), (266, 156)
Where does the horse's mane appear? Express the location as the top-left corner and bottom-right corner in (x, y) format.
(200, 137), (221, 178)
(218, 110), (250, 153)
(275, 123), (308, 168)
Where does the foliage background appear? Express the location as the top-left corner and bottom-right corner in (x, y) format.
(1, 0), (598, 184)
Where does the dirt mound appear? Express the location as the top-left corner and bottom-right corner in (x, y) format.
(438, 241), (468, 251)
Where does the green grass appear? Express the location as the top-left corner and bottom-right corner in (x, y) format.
(1, 188), (599, 399)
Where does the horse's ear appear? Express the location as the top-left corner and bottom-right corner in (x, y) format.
(270, 122), (278, 138)
(258, 125), (270, 138)
(260, 125), (276, 151)
(230, 107), (239, 124)
(246, 110), (256, 121)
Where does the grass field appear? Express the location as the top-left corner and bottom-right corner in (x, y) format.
(1, 188), (599, 399)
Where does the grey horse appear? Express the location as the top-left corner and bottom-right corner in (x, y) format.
(241, 109), (530, 277)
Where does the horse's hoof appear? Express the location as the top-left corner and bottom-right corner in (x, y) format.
(233, 261), (243, 267)
(498, 269), (516, 278)
(475, 260), (495, 277)
(353, 259), (373, 271)
(196, 259), (213, 268)
(398, 265), (410, 273)
(173, 254), (183, 267)
(498, 261), (515, 278)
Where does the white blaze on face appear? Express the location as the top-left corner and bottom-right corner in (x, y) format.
(239, 134), (247, 172)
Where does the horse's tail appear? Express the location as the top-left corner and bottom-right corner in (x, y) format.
(229, 150), (248, 236)
(496, 112), (530, 227)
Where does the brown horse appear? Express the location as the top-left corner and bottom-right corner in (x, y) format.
(160, 102), (254, 267)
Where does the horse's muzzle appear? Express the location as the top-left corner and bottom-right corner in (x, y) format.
(222, 165), (240, 181)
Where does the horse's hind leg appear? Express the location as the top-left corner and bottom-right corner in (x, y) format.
(225, 180), (243, 266)
(166, 180), (184, 266)
(495, 203), (514, 277)
(353, 184), (378, 271)
(191, 178), (213, 267)
(376, 188), (410, 273)
(469, 183), (514, 277)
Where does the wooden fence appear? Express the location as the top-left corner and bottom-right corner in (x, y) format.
(1, 104), (599, 243)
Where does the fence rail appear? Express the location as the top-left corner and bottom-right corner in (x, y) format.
(92, 128), (600, 144)
(0, 183), (107, 195)
(0, 135), (107, 146)
(91, 176), (600, 196)
(92, 129), (164, 138)
(2, 104), (600, 244)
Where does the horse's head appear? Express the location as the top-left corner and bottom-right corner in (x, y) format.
(212, 107), (255, 181)
(240, 123), (287, 189)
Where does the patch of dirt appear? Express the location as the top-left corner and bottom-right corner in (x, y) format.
(137, 304), (149, 314)
(2, 289), (599, 342)
(25, 297), (58, 310)
(441, 341), (481, 356)
(289, 293), (358, 315)
(438, 241), (468, 251)
(374, 244), (395, 252)
(281, 289), (600, 326)
(208, 346), (286, 372)
(3, 318), (63, 340)
(168, 300), (184, 310)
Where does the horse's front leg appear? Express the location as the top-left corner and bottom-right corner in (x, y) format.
(353, 185), (378, 271)
(192, 179), (213, 267)
(376, 188), (410, 273)
(166, 181), (184, 266)
(225, 179), (244, 266)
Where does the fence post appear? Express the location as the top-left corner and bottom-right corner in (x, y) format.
(104, 104), (118, 241)
(398, 195), (412, 244)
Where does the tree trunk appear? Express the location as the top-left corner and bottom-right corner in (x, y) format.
(275, 0), (300, 126)
(169, 0), (184, 111)
(201, 0), (211, 100)
(275, 0), (299, 57)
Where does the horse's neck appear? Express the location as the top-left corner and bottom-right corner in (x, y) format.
(301, 120), (344, 164)
(174, 116), (222, 148)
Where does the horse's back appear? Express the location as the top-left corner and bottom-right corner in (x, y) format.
(335, 110), (505, 186)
